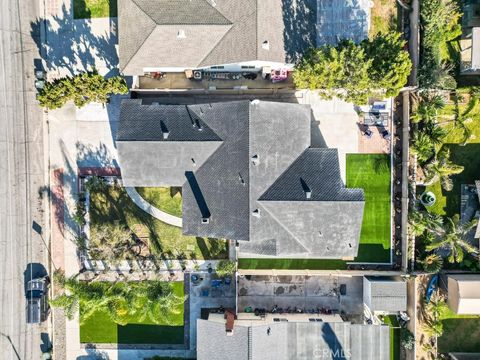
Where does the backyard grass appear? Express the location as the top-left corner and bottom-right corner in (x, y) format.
(239, 154), (392, 269)
(369, 0), (398, 38)
(346, 154), (391, 263)
(80, 282), (184, 344)
(425, 88), (480, 217)
(73, 0), (117, 19)
(438, 307), (480, 353)
(89, 184), (227, 260)
(382, 315), (400, 360)
(136, 187), (182, 217)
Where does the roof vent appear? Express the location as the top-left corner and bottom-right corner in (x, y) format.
(251, 154), (260, 166)
(195, 118), (203, 131)
(300, 178), (312, 199)
(318, 231), (323, 237)
(177, 29), (186, 39)
(251, 99), (260, 105)
(348, 243), (352, 248)
(191, 158), (196, 166)
(262, 40), (270, 50)
(252, 209), (260, 217)
(238, 173), (246, 185)
(160, 121), (169, 139)
(202, 217), (210, 224)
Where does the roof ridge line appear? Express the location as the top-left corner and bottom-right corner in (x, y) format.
(120, 0), (157, 72)
(197, 24), (234, 67)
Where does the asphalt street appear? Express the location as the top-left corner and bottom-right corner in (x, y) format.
(0, 0), (49, 358)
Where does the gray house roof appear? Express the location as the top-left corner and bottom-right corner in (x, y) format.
(363, 276), (407, 312)
(197, 319), (390, 360)
(117, 99), (365, 259)
(118, 0), (317, 74)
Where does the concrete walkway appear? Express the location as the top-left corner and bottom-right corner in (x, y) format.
(125, 187), (183, 227)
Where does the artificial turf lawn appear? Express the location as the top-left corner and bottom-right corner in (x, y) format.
(346, 154), (391, 263)
(80, 282), (184, 344)
(239, 154), (391, 269)
(136, 187), (182, 217)
(382, 315), (400, 360)
(425, 87), (480, 217)
(438, 307), (480, 353)
(89, 184), (227, 260)
(73, 0), (117, 18)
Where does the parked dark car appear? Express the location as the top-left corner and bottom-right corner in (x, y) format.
(26, 276), (49, 324)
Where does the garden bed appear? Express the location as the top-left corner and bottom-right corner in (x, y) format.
(80, 282), (184, 344)
(369, 0), (398, 38)
(88, 183), (227, 260)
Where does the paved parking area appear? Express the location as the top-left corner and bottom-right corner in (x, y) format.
(188, 272), (236, 353)
(237, 275), (364, 317)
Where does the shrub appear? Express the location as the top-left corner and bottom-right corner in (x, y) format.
(215, 260), (236, 277)
(400, 329), (415, 350)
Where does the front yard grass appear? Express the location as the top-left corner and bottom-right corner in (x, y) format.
(136, 187), (182, 217)
(238, 154), (392, 269)
(73, 0), (117, 19)
(89, 183), (227, 260)
(80, 282), (184, 344)
(438, 307), (480, 353)
(425, 88), (480, 217)
(369, 0), (398, 38)
(346, 154), (391, 263)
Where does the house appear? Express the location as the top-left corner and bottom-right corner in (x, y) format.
(196, 312), (390, 360)
(363, 276), (407, 313)
(447, 274), (480, 315)
(118, 0), (317, 75)
(116, 99), (365, 259)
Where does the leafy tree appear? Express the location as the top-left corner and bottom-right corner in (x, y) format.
(38, 71), (128, 109)
(411, 94), (446, 123)
(423, 148), (464, 190)
(419, 253), (444, 273)
(215, 260), (237, 277)
(50, 270), (184, 325)
(400, 329), (415, 350)
(362, 31), (412, 97)
(426, 217), (479, 263)
(294, 32), (411, 104)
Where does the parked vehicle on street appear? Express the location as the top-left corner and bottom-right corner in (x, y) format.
(26, 276), (49, 324)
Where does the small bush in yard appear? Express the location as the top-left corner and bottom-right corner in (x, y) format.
(215, 260), (236, 277)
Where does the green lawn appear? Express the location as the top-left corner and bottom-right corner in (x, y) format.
(73, 0), (117, 19)
(346, 154), (391, 263)
(426, 88), (480, 217)
(136, 187), (182, 217)
(382, 315), (400, 360)
(89, 184), (227, 260)
(438, 307), (480, 353)
(238, 154), (392, 270)
(80, 282), (184, 344)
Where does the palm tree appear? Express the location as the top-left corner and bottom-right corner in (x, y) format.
(412, 132), (435, 163)
(89, 224), (136, 263)
(409, 210), (443, 236)
(424, 148), (464, 191)
(452, 88), (479, 145)
(84, 175), (107, 193)
(424, 122), (447, 146)
(419, 253), (443, 273)
(426, 217), (479, 263)
(412, 94), (446, 123)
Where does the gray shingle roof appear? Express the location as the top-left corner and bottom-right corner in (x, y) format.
(116, 100), (365, 258)
(197, 319), (390, 360)
(118, 0), (316, 74)
(364, 276), (407, 312)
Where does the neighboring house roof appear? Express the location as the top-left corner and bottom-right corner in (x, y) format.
(363, 276), (407, 312)
(448, 274), (480, 315)
(117, 99), (365, 259)
(196, 319), (390, 360)
(118, 0), (317, 74)
(475, 180), (480, 238)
